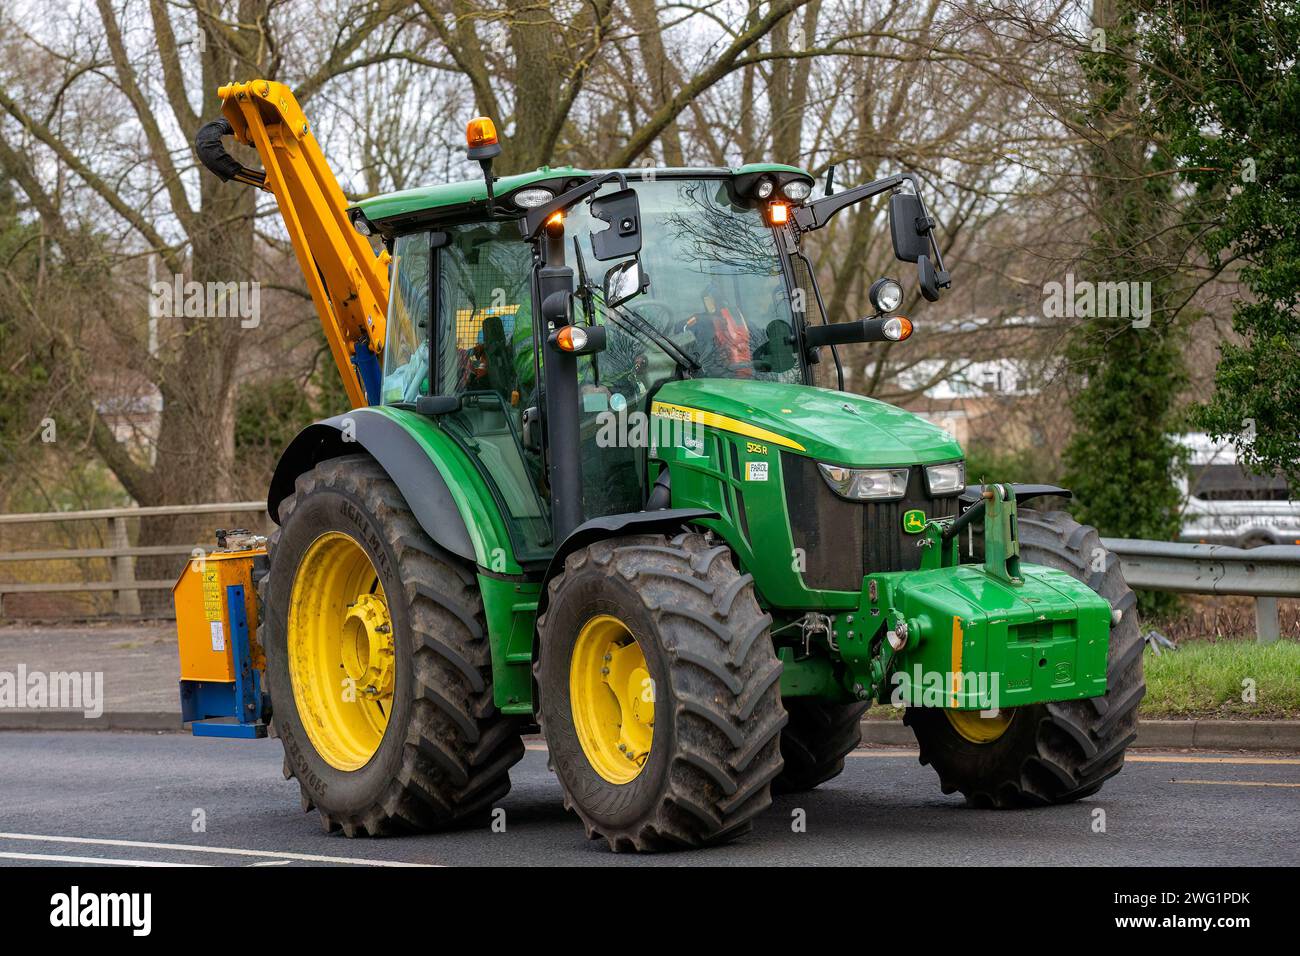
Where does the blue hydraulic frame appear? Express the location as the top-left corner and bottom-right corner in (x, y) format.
(179, 583), (267, 739)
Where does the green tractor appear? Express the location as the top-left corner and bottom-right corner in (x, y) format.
(183, 81), (1143, 852)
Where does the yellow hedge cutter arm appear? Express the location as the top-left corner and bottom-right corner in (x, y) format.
(196, 80), (388, 407)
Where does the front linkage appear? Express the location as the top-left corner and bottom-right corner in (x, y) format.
(817, 485), (1113, 715)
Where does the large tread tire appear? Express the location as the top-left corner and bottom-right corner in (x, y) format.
(536, 532), (787, 852)
(262, 454), (525, 836)
(905, 508), (1144, 808)
(773, 699), (869, 793)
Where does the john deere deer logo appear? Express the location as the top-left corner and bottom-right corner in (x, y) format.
(902, 509), (927, 534)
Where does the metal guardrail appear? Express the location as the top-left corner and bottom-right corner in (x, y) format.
(0, 502), (266, 617)
(0, 504), (1296, 636)
(1102, 539), (1300, 643)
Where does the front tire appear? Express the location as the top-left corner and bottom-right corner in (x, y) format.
(773, 699), (868, 793)
(536, 532), (786, 851)
(264, 454), (524, 835)
(905, 508), (1144, 807)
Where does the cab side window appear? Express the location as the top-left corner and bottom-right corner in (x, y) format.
(433, 222), (550, 559)
(434, 223), (534, 403)
(382, 232), (431, 404)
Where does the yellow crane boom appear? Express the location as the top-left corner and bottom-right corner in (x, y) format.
(198, 80), (388, 408)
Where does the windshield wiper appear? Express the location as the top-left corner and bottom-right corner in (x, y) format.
(570, 237), (701, 374)
(606, 302), (702, 374)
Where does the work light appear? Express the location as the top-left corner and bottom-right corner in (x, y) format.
(869, 276), (903, 314)
(513, 187), (554, 208)
(783, 180), (812, 201)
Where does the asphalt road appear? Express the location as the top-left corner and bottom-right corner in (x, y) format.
(0, 731), (1296, 866)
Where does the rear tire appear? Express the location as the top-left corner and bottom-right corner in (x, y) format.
(536, 532), (786, 851)
(905, 508), (1144, 807)
(773, 699), (868, 793)
(263, 454), (524, 835)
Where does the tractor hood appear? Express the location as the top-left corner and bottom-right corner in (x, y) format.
(651, 379), (963, 466)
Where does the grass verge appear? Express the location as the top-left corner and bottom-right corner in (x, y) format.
(1140, 639), (1300, 719)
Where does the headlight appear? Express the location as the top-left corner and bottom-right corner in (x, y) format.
(869, 276), (903, 313)
(818, 464), (909, 500)
(512, 187), (555, 208)
(755, 179), (775, 199)
(924, 461), (965, 496)
(782, 180), (812, 201)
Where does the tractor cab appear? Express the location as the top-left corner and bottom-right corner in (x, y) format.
(359, 165), (832, 559)
(353, 118), (949, 563)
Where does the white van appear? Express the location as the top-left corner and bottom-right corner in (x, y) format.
(1177, 433), (1300, 547)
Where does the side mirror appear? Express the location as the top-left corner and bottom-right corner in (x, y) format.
(918, 255), (941, 302)
(889, 193), (930, 263)
(589, 188), (642, 261)
(890, 192), (949, 301)
(603, 258), (649, 309)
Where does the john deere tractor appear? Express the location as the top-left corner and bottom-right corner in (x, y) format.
(174, 81), (1143, 851)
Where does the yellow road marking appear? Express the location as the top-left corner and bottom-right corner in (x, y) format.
(844, 750), (1300, 766)
(1129, 755), (1300, 766)
(1171, 779), (1300, 788)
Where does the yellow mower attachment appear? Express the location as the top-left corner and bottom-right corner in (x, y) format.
(174, 532), (268, 738)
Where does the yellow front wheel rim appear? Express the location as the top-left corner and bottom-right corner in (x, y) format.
(288, 531), (394, 771)
(569, 615), (654, 784)
(945, 707), (1014, 744)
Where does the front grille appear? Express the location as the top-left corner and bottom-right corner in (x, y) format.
(783, 455), (960, 590)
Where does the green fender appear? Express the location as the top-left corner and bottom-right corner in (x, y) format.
(267, 405), (525, 576)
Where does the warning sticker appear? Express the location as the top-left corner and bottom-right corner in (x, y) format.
(746, 461), (769, 482)
(201, 568), (222, 622)
(210, 620), (226, 653)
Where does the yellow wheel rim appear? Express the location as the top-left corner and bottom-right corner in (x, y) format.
(569, 614), (654, 784)
(288, 531), (394, 771)
(945, 708), (1014, 744)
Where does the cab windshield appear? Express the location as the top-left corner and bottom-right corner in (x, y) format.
(567, 177), (806, 386)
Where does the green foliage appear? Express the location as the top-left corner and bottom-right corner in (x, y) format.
(1140, 1), (1300, 486)
(0, 178), (49, 468)
(1142, 639), (1300, 719)
(964, 442), (1060, 487)
(235, 358), (351, 480)
(1064, 6), (1186, 553)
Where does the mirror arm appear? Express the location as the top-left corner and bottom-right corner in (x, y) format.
(518, 171), (630, 240)
(792, 173), (907, 231)
(792, 170), (950, 290)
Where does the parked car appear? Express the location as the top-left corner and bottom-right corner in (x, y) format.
(1177, 433), (1300, 547)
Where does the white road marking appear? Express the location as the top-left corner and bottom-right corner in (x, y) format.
(0, 851), (205, 867)
(0, 833), (433, 867)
